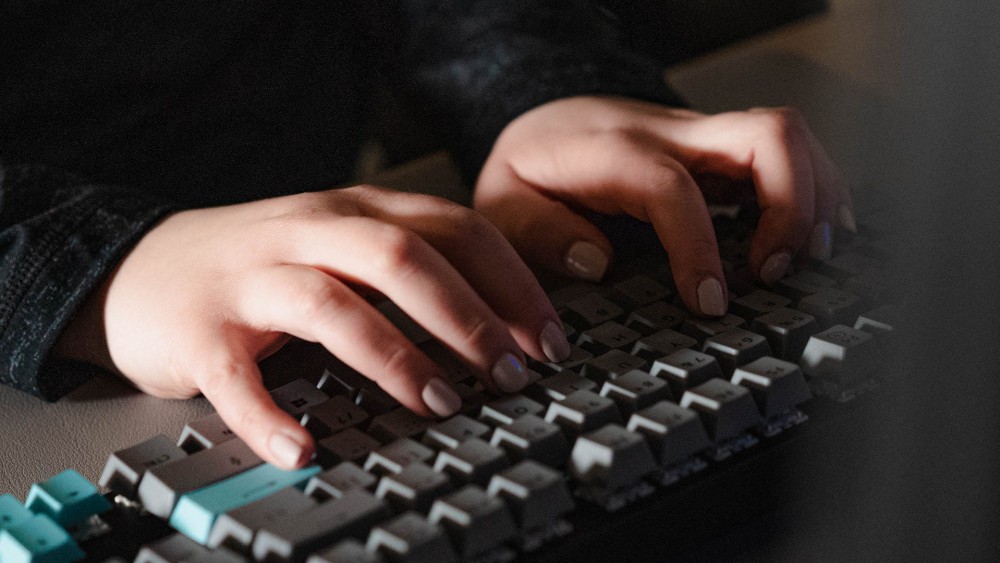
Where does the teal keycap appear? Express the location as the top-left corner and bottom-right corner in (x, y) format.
(0, 495), (32, 531)
(0, 513), (84, 562)
(25, 470), (111, 528)
(169, 463), (321, 544)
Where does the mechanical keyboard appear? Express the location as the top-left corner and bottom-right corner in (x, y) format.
(0, 207), (897, 562)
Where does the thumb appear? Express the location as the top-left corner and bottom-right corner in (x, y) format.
(475, 177), (613, 281)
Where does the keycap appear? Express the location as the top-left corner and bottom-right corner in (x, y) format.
(702, 327), (772, 375)
(0, 513), (84, 562)
(576, 321), (641, 354)
(580, 349), (648, 384)
(542, 345), (593, 374)
(135, 532), (214, 563)
(680, 379), (762, 443)
(629, 328), (698, 361)
(0, 495), (31, 531)
(731, 357), (812, 418)
(25, 469), (111, 528)
(305, 462), (378, 502)
(300, 395), (370, 439)
(489, 414), (571, 468)
(355, 386), (403, 417)
(730, 290), (791, 320)
(799, 325), (875, 383)
(170, 463), (321, 544)
(252, 489), (392, 562)
(611, 275), (671, 308)
(366, 511), (458, 563)
(798, 287), (863, 328)
(316, 428), (381, 468)
(681, 313), (746, 343)
(854, 304), (897, 333)
(752, 307), (819, 361)
(99, 435), (189, 498)
(478, 394), (545, 426)
(422, 415), (491, 450)
(650, 348), (724, 398)
(547, 283), (597, 310)
(269, 379), (330, 417)
(624, 301), (687, 335)
(451, 381), (489, 416)
(774, 269), (836, 302)
(530, 371), (597, 403)
(544, 390), (622, 439)
(207, 487), (317, 552)
(599, 369), (672, 416)
(569, 424), (657, 492)
(375, 463), (453, 513)
(487, 461), (575, 531)
(816, 251), (881, 283)
(433, 439), (510, 487)
(306, 539), (378, 563)
(428, 485), (517, 560)
(178, 413), (236, 453)
(364, 438), (436, 476)
(627, 401), (712, 467)
(138, 438), (263, 519)
(317, 365), (369, 400)
(562, 294), (624, 327)
(367, 409), (434, 443)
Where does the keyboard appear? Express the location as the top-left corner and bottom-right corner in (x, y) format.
(0, 207), (897, 562)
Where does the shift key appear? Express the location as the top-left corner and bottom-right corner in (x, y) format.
(138, 438), (262, 519)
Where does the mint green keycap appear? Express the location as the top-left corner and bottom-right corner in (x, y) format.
(25, 470), (111, 527)
(0, 495), (32, 531)
(170, 463), (320, 544)
(0, 514), (84, 562)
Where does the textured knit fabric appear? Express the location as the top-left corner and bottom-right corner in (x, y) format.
(0, 0), (683, 399)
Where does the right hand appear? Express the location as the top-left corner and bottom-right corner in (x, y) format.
(54, 185), (570, 469)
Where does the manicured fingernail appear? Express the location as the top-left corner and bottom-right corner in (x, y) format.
(838, 205), (858, 233)
(697, 277), (727, 317)
(269, 432), (307, 468)
(808, 222), (833, 260)
(492, 353), (530, 393)
(539, 320), (571, 362)
(422, 377), (461, 417)
(566, 241), (609, 281)
(760, 252), (792, 285)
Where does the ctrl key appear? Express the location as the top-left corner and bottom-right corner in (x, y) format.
(0, 512), (84, 563)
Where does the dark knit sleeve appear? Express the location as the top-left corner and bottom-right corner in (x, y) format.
(373, 0), (686, 182)
(0, 161), (175, 399)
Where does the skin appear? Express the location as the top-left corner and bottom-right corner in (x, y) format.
(54, 96), (851, 470)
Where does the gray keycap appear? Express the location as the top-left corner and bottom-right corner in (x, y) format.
(269, 379), (330, 417)
(569, 424), (657, 492)
(547, 283), (598, 310)
(489, 415), (570, 468)
(702, 327), (772, 375)
(650, 348), (724, 398)
(252, 489), (392, 563)
(355, 387), (403, 417)
(99, 435), (188, 498)
(681, 313), (746, 343)
(731, 357), (812, 418)
(627, 401), (711, 467)
(817, 251), (881, 283)
(422, 415), (491, 450)
(138, 438), (262, 519)
(611, 275), (671, 308)
(375, 462), (454, 513)
(316, 428), (382, 468)
(306, 539), (378, 563)
(366, 512), (458, 563)
(367, 409), (434, 443)
(752, 307), (819, 361)
(576, 321), (641, 354)
(562, 294), (624, 327)
(207, 487), (317, 552)
(579, 349), (647, 384)
(629, 328), (697, 361)
(301, 395), (370, 439)
(433, 439), (510, 487)
(854, 304), (897, 333)
(487, 461), (575, 531)
(305, 462), (378, 502)
(177, 413), (236, 453)
(478, 394), (545, 426)
(680, 379), (762, 443)
(542, 345), (593, 374)
(429, 485), (517, 560)
(135, 532), (210, 563)
(624, 301), (687, 335)
(775, 269), (836, 301)
(530, 371), (597, 403)
(544, 390), (622, 439)
(599, 369), (672, 416)
(730, 290), (791, 321)
(799, 324), (875, 383)
(317, 365), (369, 400)
(798, 287), (863, 328)
(364, 438), (436, 476)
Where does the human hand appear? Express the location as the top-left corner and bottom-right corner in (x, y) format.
(54, 186), (569, 468)
(474, 96), (854, 316)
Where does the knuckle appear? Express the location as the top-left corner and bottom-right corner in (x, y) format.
(286, 277), (347, 325)
(370, 225), (424, 277)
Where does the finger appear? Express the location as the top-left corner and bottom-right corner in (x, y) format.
(805, 129), (857, 238)
(195, 345), (314, 470)
(287, 213), (535, 393)
(351, 186), (571, 363)
(240, 264), (463, 415)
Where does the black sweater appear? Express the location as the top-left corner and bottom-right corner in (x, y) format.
(0, 0), (682, 398)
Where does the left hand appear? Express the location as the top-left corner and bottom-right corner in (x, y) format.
(473, 96), (854, 317)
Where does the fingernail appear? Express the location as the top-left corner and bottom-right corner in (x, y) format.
(421, 377), (462, 417)
(697, 277), (727, 317)
(808, 222), (833, 260)
(760, 252), (792, 285)
(269, 432), (307, 468)
(566, 241), (609, 281)
(492, 352), (530, 393)
(838, 205), (858, 233)
(539, 320), (571, 362)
